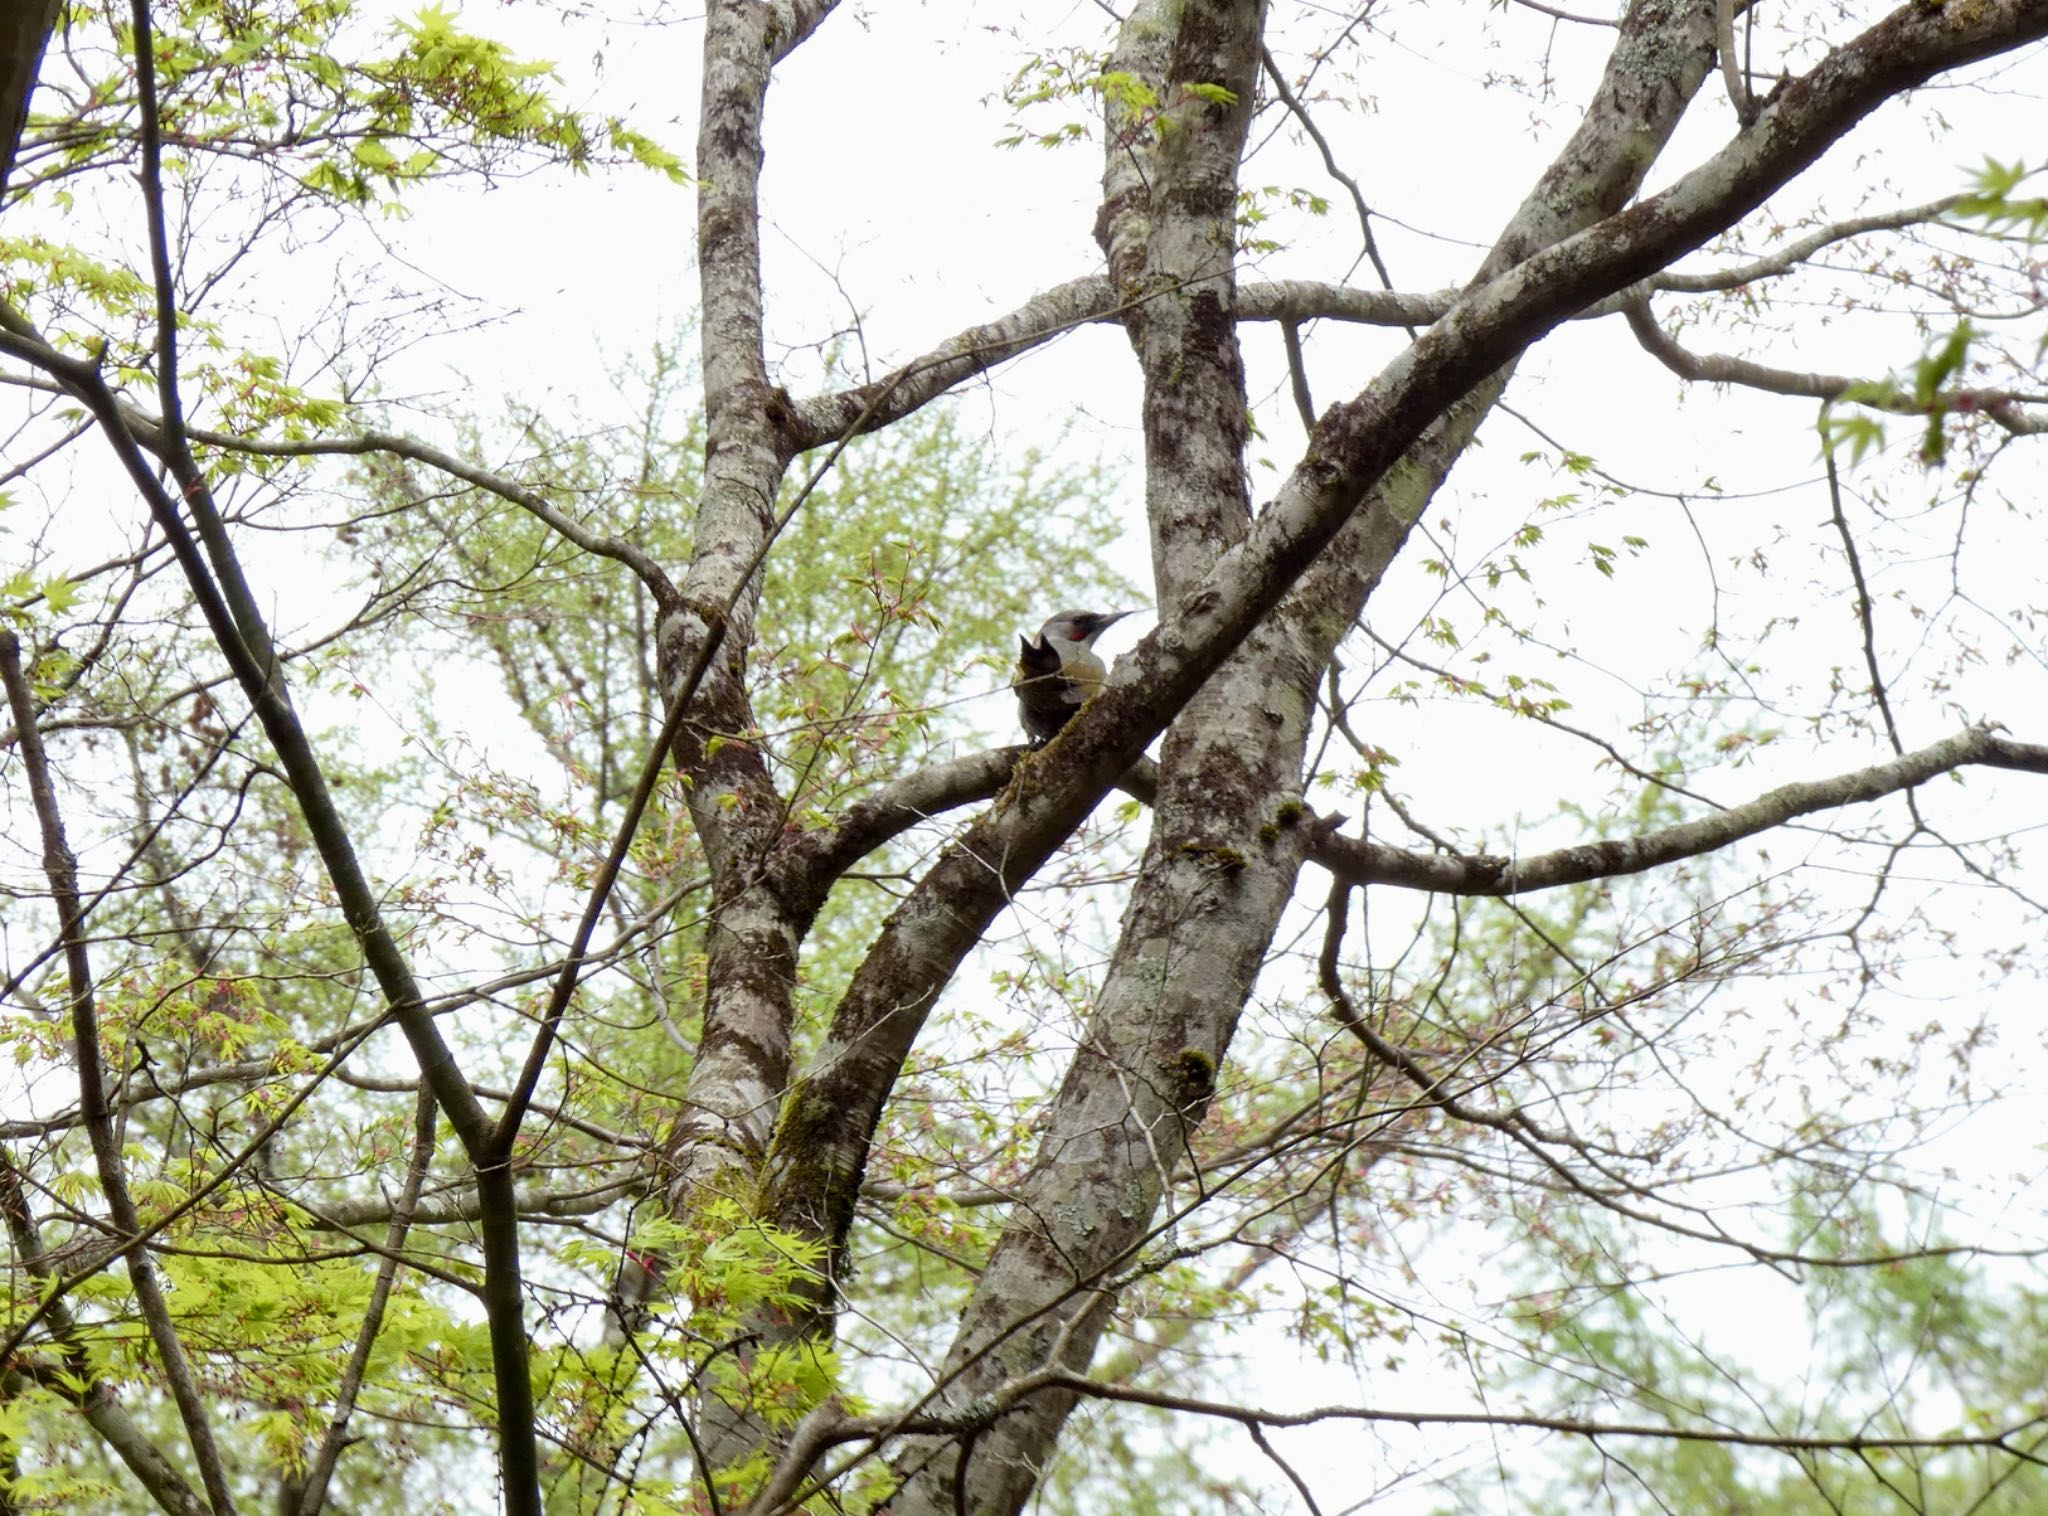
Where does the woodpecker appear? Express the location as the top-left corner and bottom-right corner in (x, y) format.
(1014, 608), (1133, 748)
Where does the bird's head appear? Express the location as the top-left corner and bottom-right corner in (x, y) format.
(1036, 608), (1134, 652)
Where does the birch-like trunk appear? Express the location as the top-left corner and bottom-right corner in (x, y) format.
(884, 4), (1723, 1510)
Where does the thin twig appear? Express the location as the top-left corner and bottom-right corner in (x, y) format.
(296, 1084), (438, 1516)
(1819, 403), (1905, 757)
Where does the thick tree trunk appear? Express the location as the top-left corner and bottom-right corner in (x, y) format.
(615, 0), (840, 1472)
(659, 0), (2048, 1503)
(884, 4), (1723, 1511)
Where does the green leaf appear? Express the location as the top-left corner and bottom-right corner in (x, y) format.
(349, 137), (400, 171)
(1820, 410), (1887, 466)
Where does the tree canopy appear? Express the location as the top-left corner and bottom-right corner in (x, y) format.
(4, 2), (2048, 1514)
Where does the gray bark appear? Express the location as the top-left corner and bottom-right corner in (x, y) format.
(594, 0), (2048, 1504)
(704, 5), (2048, 1506)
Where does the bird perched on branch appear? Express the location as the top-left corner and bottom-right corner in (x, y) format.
(1014, 608), (1133, 748)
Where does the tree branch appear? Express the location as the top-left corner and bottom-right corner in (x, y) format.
(1028, 1373), (2048, 1459)
(1716, 0), (1755, 123)
(295, 1085), (436, 1516)
(780, 189), (1992, 449)
(304, 1173), (641, 1231)
(760, 716), (2048, 914)
(1647, 196), (1963, 292)
(117, 411), (679, 592)
(0, 628), (238, 1516)
(1316, 725), (2048, 893)
(775, 749), (1160, 913)
(1625, 297), (2048, 432)
(0, 1154), (212, 1516)
(783, 277), (1126, 450)
(745, 1350), (2048, 1515)
(1259, 44), (1406, 319)
(1508, 0), (1620, 25)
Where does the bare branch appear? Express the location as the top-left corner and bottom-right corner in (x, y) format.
(1648, 195), (1963, 292)
(119, 412), (679, 592)
(1029, 1374), (2048, 1460)
(1509, 0), (1621, 25)
(761, 716), (2048, 913)
(1249, 1423), (1325, 1516)
(1821, 421), (1906, 755)
(1317, 725), (2048, 893)
(776, 749), (1160, 911)
(749, 1358), (2048, 1512)
(296, 1085), (437, 1516)
(1625, 297), (2048, 433)
(783, 277), (1123, 450)
(779, 192), (1994, 449)
(304, 1173), (641, 1231)
(1259, 44), (1407, 316)
(1280, 320), (1317, 432)
(1716, 0), (1755, 123)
